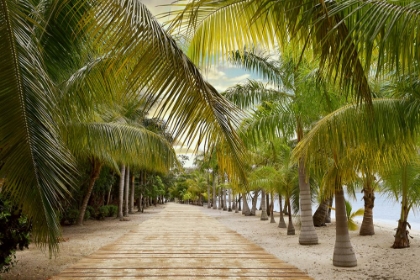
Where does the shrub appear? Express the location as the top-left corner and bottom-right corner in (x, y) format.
(86, 206), (95, 219)
(97, 206), (109, 220)
(107, 205), (118, 217)
(0, 194), (31, 272)
(67, 209), (79, 224)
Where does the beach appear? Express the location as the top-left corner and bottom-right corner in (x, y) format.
(2, 203), (420, 280)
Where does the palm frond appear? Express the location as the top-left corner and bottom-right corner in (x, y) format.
(223, 79), (293, 110)
(293, 98), (420, 175)
(65, 122), (178, 173)
(0, 0), (75, 252)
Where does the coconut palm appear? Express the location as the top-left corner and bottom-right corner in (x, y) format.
(222, 48), (345, 244)
(292, 97), (420, 265)
(381, 160), (420, 248)
(1, 0), (247, 251)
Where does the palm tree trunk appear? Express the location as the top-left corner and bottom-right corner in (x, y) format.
(223, 188), (227, 211)
(123, 166), (129, 217)
(118, 165), (125, 220)
(250, 190), (259, 216)
(207, 174), (211, 208)
(392, 167), (411, 249)
(228, 189), (232, 212)
(77, 159), (102, 226)
(313, 197), (330, 227)
(286, 196), (295, 235)
(278, 194), (287, 228)
(298, 158), (318, 245)
(359, 185), (375, 235)
(242, 192), (251, 216)
(266, 193), (270, 216)
(270, 192), (276, 223)
(238, 195), (242, 211)
(129, 173), (135, 214)
(325, 197), (333, 223)
(218, 186), (222, 210)
(235, 194), (239, 213)
(260, 189), (268, 220)
(212, 173), (217, 210)
(333, 186), (357, 267)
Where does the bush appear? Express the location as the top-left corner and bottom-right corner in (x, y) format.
(0, 194), (31, 273)
(86, 206), (95, 220)
(97, 206), (109, 220)
(107, 205), (118, 217)
(67, 209), (79, 224)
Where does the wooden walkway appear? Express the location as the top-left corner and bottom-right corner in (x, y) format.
(53, 203), (312, 279)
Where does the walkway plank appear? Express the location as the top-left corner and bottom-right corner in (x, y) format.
(53, 203), (312, 279)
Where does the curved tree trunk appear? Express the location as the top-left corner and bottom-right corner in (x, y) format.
(242, 192), (251, 216)
(278, 195), (287, 228)
(118, 165), (126, 220)
(123, 166), (130, 217)
(359, 179), (375, 235)
(333, 186), (357, 267)
(286, 196), (295, 235)
(325, 197), (333, 223)
(298, 159), (318, 245)
(260, 189), (268, 220)
(313, 197), (330, 227)
(77, 158), (102, 226)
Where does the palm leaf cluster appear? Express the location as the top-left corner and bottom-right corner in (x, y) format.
(0, 0), (246, 251)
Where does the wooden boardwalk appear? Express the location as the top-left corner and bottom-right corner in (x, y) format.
(53, 203), (312, 279)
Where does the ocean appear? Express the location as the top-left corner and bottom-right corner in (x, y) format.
(242, 191), (420, 231)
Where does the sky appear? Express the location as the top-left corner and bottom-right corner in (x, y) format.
(142, 1), (254, 167)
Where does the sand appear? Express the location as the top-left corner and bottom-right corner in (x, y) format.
(2, 203), (419, 280)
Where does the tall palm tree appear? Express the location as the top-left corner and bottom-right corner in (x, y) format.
(292, 98), (420, 265)
(223, 48), (344, 244)
(1, 0), (246, 251)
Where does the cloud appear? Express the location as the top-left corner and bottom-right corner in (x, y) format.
(204, 66), (251, 92)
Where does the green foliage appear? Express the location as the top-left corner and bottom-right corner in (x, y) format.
(0, 194), (31, 273)
(107, 205), (118, 217)
(60, 208), (90, 225)
(97, 206), (110, 220)
(86, 206), (95, 219)
(345, 200), (365, 231)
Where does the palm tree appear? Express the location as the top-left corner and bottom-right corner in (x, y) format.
(222, 48), (345, 244)
(381, 161), (420, 248)
(292, 97), (420, 265)
(1, 0), (247, 251)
